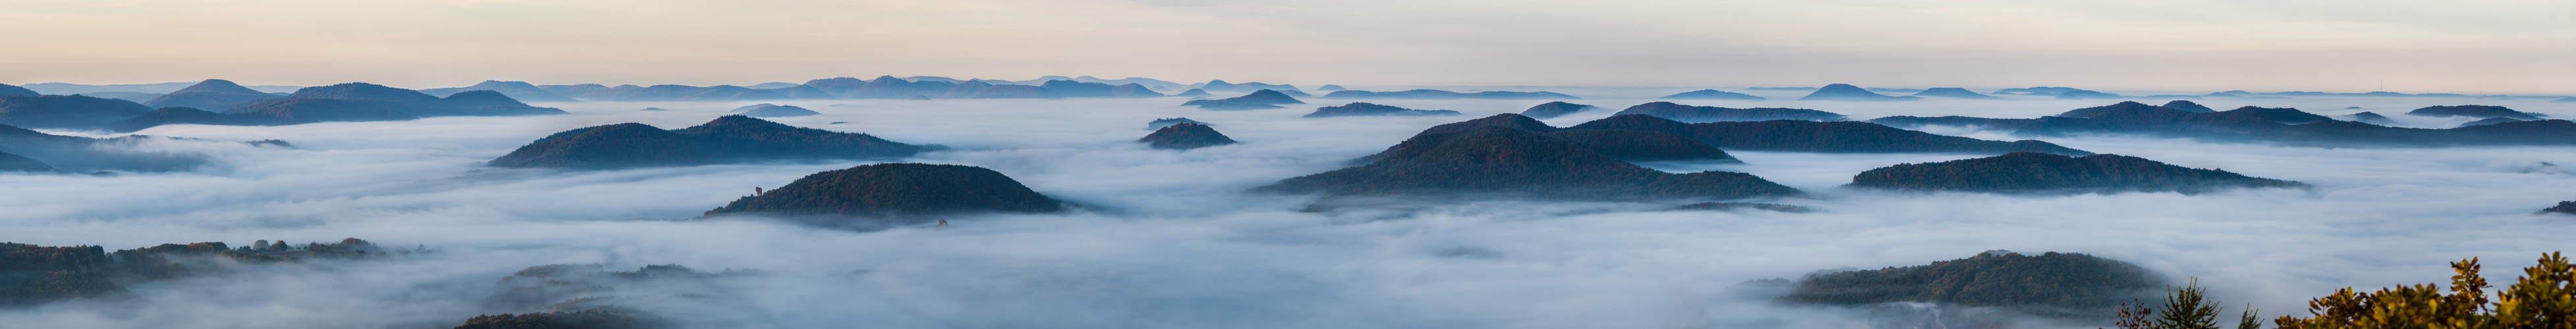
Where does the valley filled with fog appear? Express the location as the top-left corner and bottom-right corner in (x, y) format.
(3, 86), (2572, 328)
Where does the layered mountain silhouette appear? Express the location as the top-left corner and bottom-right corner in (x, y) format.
(219, 84), (566, 124)
(702, 163), (1063, 227)
(2054, 90), (2127, 100)
(1302, 103), (1461, 118)
(1182, 89), (1302, 110)
(142, 79), (282, 111)
(0, 123), (212, 172)
(1350, 114), (1740, 164)
(2342, 112), (2400, 126)
(1193, 80), (1299, 93)
(2160, 100), (2216, 113)
(489, 115), (932, 170)
(1799, 84), (1921, 101)
(1320, 89), (1579, 99)
(1255, 126), (1799, 202)
(1908, 88), (1999, 99)
(0, 95), (152, 128)
(1871, 101), (2576, 147)
(1862, 116), (2041, 130)
(1849, 152), (2307, 194)
(545, 84), (790, 101)
(1138, 122), (1238, 149)
(1145, 117), (1206, 130)
(1568, 114), (2093, 155)
(417, 80), (579, 103)
(762, 84), (839, 99)
(101, 107), (296, 132)
(1520, 101), (1596, 119)
(728, 103), (819, 118)
(1318, 84), (1347, 91)
(2459, 117), (2527, 128)
(0, 151), (53, 172)
(1659, 89), (1767, 101)
(1776, 251), (2160, 319)
(2407, 105), (2544, 120)
(1173, 89), (1212, 97)
(0, 84), (38, 97)
(1612, 101), (1848, 123)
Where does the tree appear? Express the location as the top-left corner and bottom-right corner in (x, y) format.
(2274, 252), (2573, 329)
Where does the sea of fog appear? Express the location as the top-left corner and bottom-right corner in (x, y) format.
(2, 89), (2572, 328)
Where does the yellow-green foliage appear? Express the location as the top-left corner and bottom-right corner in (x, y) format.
(2274, 252), (2573, 329)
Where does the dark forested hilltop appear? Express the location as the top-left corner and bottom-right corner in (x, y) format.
(3, 238), (412, 308)
(1776, 251), (2161, 319)
(1349, 113), (1738, 164)
(1849, 152), (2307, 194)
(703, 163), (1064, 228)
(1569, 114), (2092, 156)
(1137, 122), (1238, 149)
(1301, 103), (1461, 118)
(1519, 101), (1596, 118)
(490, 115), (932, 170)
(1256, 127), (1799, 203)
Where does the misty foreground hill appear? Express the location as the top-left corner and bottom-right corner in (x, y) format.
(0, 123), (225, 172)
(1850, 152), (2308, 194)
(703, 163), (1065, 229)
(1768, 251), (2160, 321)
(491, 115), (933, 170)
(1869, 101), (2576, 147)
(1, 238), (404, 307)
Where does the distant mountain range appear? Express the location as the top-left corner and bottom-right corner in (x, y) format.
(1320, 89), (1578, 100)
(1302, 103), (1461, 118)
(1612, 101), (1848, 122)
(491, 115), (933, 170)
(1519, 101), (1596, 119)
(1799, 84), (1921, 102)
(1868, 101), (2576, 147)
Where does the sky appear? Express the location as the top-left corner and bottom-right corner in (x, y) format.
(4, 0), (2574, 93)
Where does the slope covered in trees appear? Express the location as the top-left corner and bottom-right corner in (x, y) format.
(1520, 101), (1596, 118)
(1256, 127), (1798, 202)
(703, 163), (1063, 227)
(1137, 122), (1238, 149)
(0, 95), (153, 128)
(0, 123), (214, 172)
(3, 238), (406, 308)
(490, 115), (932, 170)
(1350, 114), (1739, 164)
(1568, 114), (2093, 156)
(1776, 251), (2162, 319)
(1849, 152), (2307, 194)
(1302, 103), (1462, 118)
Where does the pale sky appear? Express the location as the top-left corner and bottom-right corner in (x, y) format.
(4, 0), (2573, 93)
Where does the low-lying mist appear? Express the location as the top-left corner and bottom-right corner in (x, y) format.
(4, 93), (2571, 328)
